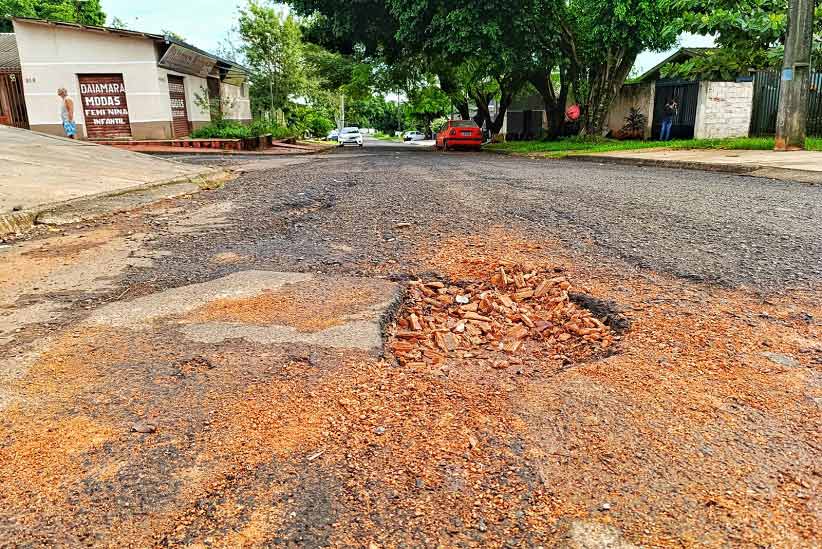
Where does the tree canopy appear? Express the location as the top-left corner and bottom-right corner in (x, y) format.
(0, 0), (106, 32)
(289, 0), (681, 136)
(238, 0), (306, 116)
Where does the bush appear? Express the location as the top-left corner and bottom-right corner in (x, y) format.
(249, 119), (297, 140)
(190, 120), (252, 139)
(431, 116), (448, 134)
(304, 112), (334, 137)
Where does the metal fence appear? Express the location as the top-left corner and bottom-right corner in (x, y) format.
(750, 70), (822, 136)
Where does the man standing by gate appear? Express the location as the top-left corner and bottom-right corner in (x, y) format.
(57, 87), (76, 139)
(660, 97), (678, 141)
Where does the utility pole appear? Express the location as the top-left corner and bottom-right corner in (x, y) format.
(774, 0), (815, 151)
(340, 93), (345, 131)
(397, 90), (402, 134)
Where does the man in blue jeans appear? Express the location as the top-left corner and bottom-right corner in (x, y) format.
(660, 98), (678, 141)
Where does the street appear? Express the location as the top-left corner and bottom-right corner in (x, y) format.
(1, 144), (820, 547)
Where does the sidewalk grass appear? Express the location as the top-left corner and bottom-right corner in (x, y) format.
(485, 136), (822, 158)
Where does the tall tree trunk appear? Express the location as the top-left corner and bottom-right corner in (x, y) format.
(455, 100), (471, 120)
(579, 49), (636, 136)
(489, 89), (514, 135)
(437, 71), (471, 119)
(471, 78), (520, 137)
(471, 90), (493, 130)
(528, 66), (570, 140)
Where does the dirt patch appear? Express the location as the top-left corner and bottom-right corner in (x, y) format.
(186, 279), (387, 333)
(210, 251), (246, 265)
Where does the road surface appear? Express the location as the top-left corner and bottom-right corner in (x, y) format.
(1, 145), (819, 547)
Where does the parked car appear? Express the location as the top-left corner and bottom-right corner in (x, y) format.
(403, 131), (426, 141)
(338, 127), (364, 147)
(326, 129), (339, 141)
(435, 120), (483, 151)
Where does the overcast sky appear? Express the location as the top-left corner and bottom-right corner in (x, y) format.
(101, 1), (713, 78)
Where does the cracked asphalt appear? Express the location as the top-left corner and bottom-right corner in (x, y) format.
(1, 140), (820, 547)
(137, 142), (822, 293)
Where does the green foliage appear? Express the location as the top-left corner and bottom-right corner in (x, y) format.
(249, 118), (297, 139)
(622, 107), (647, 133)
(238, 0), (306, 115)
(1, 0), (106, 32)
(431, 116), (448, 134)
(161, 29), (186, 42)
(190, 119), (298, 140)
(485, 136), (822, 156)
(190, 120), (253, 139)
(663, 0), (819, 79)
(562, 0), (680, 134)
(405, 84), (450, 133)
(193, 86), (237, 124)
(109, 16), (127, 29)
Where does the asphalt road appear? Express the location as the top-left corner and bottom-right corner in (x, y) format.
(142, 142), (821, 294)
(1, 145), (820, 547)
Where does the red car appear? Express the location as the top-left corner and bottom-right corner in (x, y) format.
(436, 120), (483, 151)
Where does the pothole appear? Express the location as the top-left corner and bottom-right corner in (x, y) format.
(388, 261), (627, 369)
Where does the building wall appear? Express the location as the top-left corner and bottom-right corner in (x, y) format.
(158, 68), (211, 133)
(606, 83), (655, 138)
(221, 81), (252, 123)
(13, 20), (175, 139)
(693, 81), (754, 139)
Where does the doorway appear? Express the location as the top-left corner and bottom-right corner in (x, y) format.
(77, 73), (132, 138)
(652, 80), (699, 139)
(0, 72), (29, 129)
(168, 75), (190, 138)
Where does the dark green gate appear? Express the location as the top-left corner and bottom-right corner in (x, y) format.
(750, 70), (822, 136)
(652, 79), (699, 139)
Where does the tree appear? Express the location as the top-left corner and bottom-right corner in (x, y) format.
(161, 29), (187, 42)
(662, 0), (788, 80)
(560, 0), (679, 136)
(1, 0), (106, 32)
(387, 0), (535, 135)
(109, 16), (127, 29)
(288, 0), (680, 138)
(405, 83), (450, 135)
(238, 0), (306, 117)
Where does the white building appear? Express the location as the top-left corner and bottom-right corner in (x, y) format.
(1, 17), (251, 140)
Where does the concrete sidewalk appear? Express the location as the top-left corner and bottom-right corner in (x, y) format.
(0, 126), (224, 235)
(580, 148), (822, 183)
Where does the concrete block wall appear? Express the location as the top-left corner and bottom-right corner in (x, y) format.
(693, 81), (754, 139)
(606, 82), (655, 138)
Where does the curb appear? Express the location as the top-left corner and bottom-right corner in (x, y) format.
(569, 154), (822, 184)
(0, 169), (232, 238)
(135, 143), (337, 157)
(481, 147), (822, 184)
(567, 153), (758, 174)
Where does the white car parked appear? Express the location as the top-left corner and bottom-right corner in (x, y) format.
(403, 131), (426, 141)
(338, 127), (363, 147)
(326, 129), (339, 141)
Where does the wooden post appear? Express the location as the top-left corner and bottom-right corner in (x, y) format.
(775, 0), (815, 151)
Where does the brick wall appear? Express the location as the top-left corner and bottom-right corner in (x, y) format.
(693, 82), (754, 139)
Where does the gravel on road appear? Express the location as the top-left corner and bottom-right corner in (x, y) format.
(131, 147), (822, 294)
(1, 146), (819, 547)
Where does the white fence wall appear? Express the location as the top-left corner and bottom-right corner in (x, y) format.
(693, 81), (754, 139)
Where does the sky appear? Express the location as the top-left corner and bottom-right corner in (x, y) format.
(101, 1), (713, 77)
(99, 0), (289, 54)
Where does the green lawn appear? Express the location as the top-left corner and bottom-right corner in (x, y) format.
(484, 136), (822, 157)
